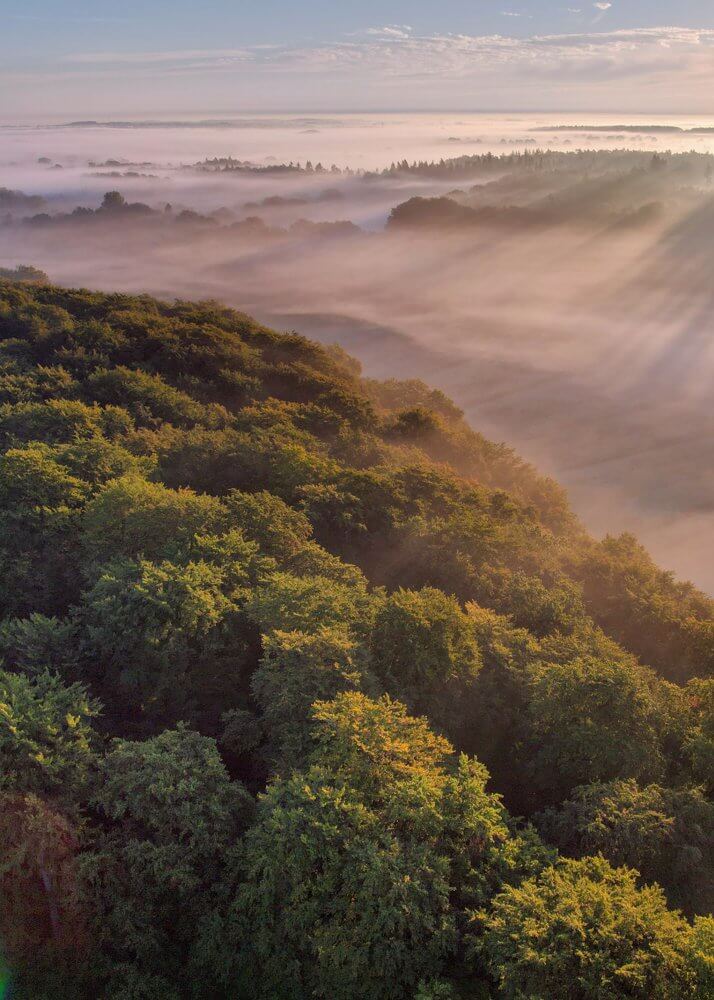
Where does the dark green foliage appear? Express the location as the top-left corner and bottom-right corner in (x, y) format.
(0, 398), (133, 445)
(80, 474), (226, 566)
(76, 555), (249, 727)
(0, 612), (77, 675)
(370, 586), (481, 728)
(251, 627), (368, 769)
(474, 856), (697, 999)
(527, 656), (669, 800)
(686, 678), (714, 795)
(229, 769), (455, 1000)
(0, 282), (710, 998)
(536, 780), (714, 915)
(572, 533), (714, 682)
(82, 727), (251, 996)
(222, 487), (313, 559)
(0, 444), (88, 615)
(0, 669), (99, 804)
(246, 568), (377, 640)
(226, 694), (517, 1000)
(83, 365), (229, 429)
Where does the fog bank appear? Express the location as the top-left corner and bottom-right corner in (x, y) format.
(2, 114), (714, 593)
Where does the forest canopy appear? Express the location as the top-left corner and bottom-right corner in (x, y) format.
(0, 279), (711, 999)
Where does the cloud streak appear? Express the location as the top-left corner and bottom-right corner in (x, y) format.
(68, 48), (255, 65)
(63, 25), (714, 78)
(5, 25), (714, 113)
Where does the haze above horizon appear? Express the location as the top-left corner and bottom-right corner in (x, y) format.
(4, 1), (714, 115)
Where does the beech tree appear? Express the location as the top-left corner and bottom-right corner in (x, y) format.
(474, 856), (698, 999)
(83, 727), (251, 998)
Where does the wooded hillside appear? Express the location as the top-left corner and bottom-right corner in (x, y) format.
(0, 281), (711, 998)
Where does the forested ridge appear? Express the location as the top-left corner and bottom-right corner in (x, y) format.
(0, 280), (711, 998)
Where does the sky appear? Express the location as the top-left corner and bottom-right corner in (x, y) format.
(2, 1), (714, 116)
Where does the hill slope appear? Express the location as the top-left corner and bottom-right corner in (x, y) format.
(0, 281), (711, 998)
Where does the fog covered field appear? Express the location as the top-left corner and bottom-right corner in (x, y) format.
(2, 112), (714, 591)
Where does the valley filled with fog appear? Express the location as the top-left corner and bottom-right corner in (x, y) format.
(2, 112), (714, 591)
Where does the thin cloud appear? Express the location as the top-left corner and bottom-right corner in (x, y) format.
(66, 25), (714, 68)
(47, 25), (714, 108)
(365, 25), (413, 39)
(68, 48), (255, 65)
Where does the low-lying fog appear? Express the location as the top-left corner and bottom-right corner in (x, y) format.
(2, 113), (714, 593)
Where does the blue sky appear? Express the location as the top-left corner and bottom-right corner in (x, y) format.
(4, 1), (714, 114)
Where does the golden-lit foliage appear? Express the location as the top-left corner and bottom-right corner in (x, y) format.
(0, 281), (711, 998)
